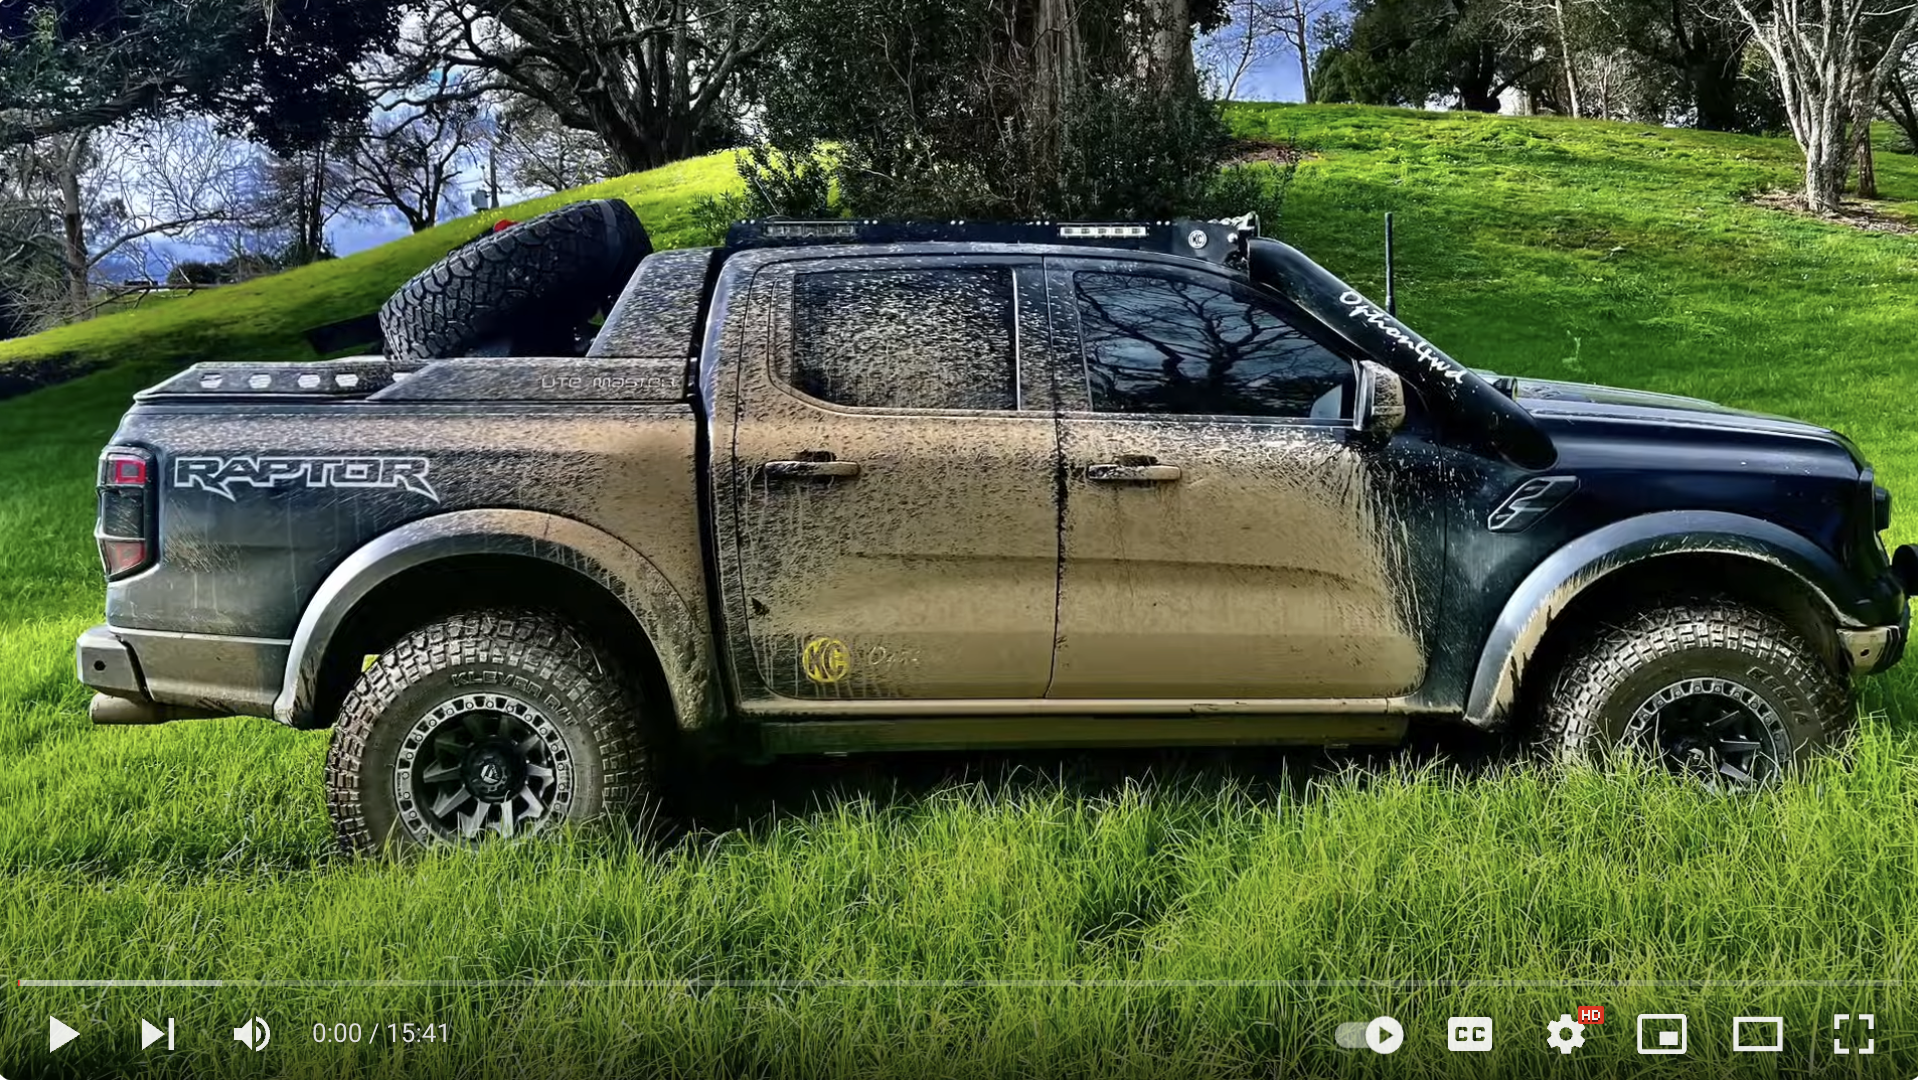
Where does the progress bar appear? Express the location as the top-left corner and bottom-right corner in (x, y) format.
(16, 979), (1907, 989)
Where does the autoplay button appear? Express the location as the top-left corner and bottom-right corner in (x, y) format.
(1366, 1015), (1404, 1054)
(49, 1015), (79, 1052)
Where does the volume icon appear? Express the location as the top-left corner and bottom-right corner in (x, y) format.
(141, 1017), (176, 1050)
(232, 1016), (271, 1051)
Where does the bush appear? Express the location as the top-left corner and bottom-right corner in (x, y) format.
(166, 261), (224, 288)
(1194, 135), (1313, 236)
(752, 0), (1229, 221)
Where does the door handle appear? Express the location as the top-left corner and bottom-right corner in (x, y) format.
(1086, 462), (1182, 483)
(763, 459), (862, 480)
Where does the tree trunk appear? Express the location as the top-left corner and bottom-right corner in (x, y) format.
(1804, 137), (1845, 213)
(1560, 41), (1583, 117)
(1884, 74), (1918, 150)
(1290, 0), (1314, 103)
(1856, 125), (1878, 197)
(1028, 0), (1085, 175)
(57, 132), (90, 320)
(290, 146), (329, 262)
(1146, 0), (1196, 86)
(309, 148), (328, 257)
(1687, 57), (1743, 131)
(1554, 0), (1581, 118)
(1458, 43), (1502, 111)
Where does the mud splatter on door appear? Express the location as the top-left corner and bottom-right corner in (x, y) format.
(724, 257), (1061, 701)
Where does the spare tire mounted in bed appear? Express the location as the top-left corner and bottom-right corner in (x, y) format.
(379, 198), (652, 361)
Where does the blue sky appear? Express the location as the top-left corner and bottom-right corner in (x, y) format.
(1228, 46), (1310, 104)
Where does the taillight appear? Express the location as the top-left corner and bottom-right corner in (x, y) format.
(97, 447), (153, 579)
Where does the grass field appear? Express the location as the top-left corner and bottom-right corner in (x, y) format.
(5, 105), (1918, 1078)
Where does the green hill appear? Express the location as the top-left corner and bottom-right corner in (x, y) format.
(6, 105), (1918, 1077)
(0, 152), (740, 388)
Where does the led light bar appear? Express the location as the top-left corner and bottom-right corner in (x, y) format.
(725, 215), (1260, 269)
(1058, 225), (1148, 238)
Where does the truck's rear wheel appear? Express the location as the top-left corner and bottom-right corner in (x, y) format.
(324, 609), (662, 854)
(1537, 600), (1853, 787)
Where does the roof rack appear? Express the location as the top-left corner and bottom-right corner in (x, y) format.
(723, 214), (1261, 269)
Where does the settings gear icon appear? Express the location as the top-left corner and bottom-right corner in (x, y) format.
(1546, 1014), (1588, 1054)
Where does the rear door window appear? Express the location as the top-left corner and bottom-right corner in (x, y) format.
(788, 266), (1019, 411)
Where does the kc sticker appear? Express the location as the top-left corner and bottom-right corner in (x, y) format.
(173, 455), (440, 502)
(801, 637), (850, 684)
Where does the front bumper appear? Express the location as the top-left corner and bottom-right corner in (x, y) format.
(1839, 612), (1906, 675)
(1839, 540), (1910, 675)
(75, 624), (287, 723)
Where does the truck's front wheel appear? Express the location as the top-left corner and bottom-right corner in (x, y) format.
(1537, 600), (1853, 787)
(324, 610), (661, 854)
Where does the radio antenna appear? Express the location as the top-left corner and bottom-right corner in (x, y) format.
(1384, 212), (1396, 316)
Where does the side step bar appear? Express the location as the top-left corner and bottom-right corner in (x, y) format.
(758, 714), (1408, 756)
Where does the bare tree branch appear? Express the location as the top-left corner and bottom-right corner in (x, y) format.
(380, 0), (770, 174)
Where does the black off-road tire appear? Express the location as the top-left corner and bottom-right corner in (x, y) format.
(1537, 601), (1853, 785)
(325, 609), (663, 855)
(379, 199), (651, 361)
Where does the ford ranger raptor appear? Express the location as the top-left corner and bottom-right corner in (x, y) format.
(75, 200), (1917, 852)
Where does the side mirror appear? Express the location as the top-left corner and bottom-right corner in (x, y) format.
(1352, 360), (1407, 442)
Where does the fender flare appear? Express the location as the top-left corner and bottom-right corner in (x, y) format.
(272, 508), (717, 731)
(1463, 510), (1859, 728)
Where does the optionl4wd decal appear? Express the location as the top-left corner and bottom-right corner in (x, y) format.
(173, 456), (440, 502)
(1338, 290), (1468, 384)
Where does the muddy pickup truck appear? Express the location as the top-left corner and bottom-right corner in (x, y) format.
(77, 199), (1916, 851)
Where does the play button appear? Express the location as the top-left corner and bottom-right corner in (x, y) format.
(1365, 1015), (1404, 1054)
(49, 1015), (79, 1052)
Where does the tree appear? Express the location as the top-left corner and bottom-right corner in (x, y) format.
(17, 115), (264, 321)
(1509, 0), (1596, 114)
(484, 98), (616, 196)
(752, 0), (1229, 220)
(1, 0), (241, 149)
(1589, 0), (1757, 130)
(254, 145), (354, 264)
(1269, 0), (1342, 101)
(1, 0), (405, 154)
(338, 102), (483, 232)
(1881, 39), (1918, 148)
(1730, 0), (1918, 211)
(1312, 0), (1548, 111)
(383, 0), (770, 174)
(1198, 0), (1287, 99)
(0, 141), (66, 337)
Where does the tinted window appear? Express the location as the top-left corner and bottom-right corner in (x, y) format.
(789, 267), (1018, 410)
(1073, 271), (1352, 418)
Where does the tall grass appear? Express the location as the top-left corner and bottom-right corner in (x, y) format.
(4, 106), (1918, 1077)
